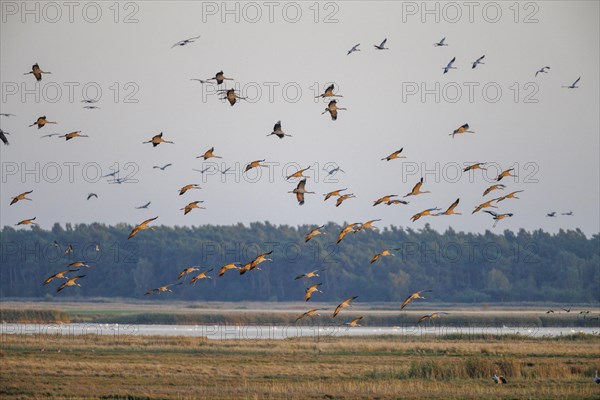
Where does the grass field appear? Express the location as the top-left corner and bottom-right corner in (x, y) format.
(1, 332), (599, 399)
(2, 300), (599, 327)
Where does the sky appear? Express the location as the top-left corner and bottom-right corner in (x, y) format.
(1, 1), (599, 235)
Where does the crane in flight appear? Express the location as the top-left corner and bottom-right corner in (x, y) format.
(24, 63), (51, 81)
(10, 190), (33, 205)
(304, 225), (325, 242)
(128, 216), (158, 239)
(333, 296), (358, 317)
(434, 37), (448, 47)
(443, 57), (456, 73)
(171, 35), (201, 48)
(562, 77), (580, 89)
(471, 55), (485, 69)
(347, 43), (360, 55)
(535, 66), (550, 77)
(143, 132), (174, 147)
(267, 120), (292, 139)
(322, 100), (346, 120)
(374, 38), (389, 50)
(315, 84), (343, 99)
(483, 210), (514, 227)
(401, 290), (432, 310)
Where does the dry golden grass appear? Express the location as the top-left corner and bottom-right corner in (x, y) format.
(1, 334), (599, 399)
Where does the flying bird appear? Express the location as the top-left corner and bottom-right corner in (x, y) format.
(337, 223), (360, 244)
(443, 57), (457, 74)
(29, 116), (57, 129)
(10, 190), (33, 205)
(57, 275), (85, 292)
(197, 147), (222, 160)
(436, 198), (461, 216)
(286, 166), (311, 180)
(404, 177), (430, 197)
(218, 263), (241, 277)
(289, 179), (315, 206)
(86, 193), (98, 200)
(67, 261), (90, 269)
(24, 63), (51, 81)
(411, 208), (441, 222)
(386, 199), (409, 206)
(434, 37), (448, 47)
(153, 163), (172, 170)
(483, 210), (514, 227)
(179, 184), (201, 195)
(181, 200), (205, 215)
(267, 120), (292, 139)
(245, 159), (267, 172)
(463, 163), (486, 172)
(60, 131), (89, 141)
(483, 184), (505, 196)
(239, 251), (274, 275)
(315, 84), (343, 98)
(295, 269), (322, 280)
(218, 88), (245, 106)
(562, 77), (580, 89)
(83, 106), (100, 110)
(205, 70), (234, 85)
(16, 217), (37, 227)
(43, 269), (79, 285)
(562, 211), (574, 216)
(417, 312), (449, 324)
(144, 282), (182, 295)
(347, 43), (360, 55)
(295, 308), (320, 322)
(450, 123), (474, 138)
(335, 193), (355, 207)
(324, 166), (345, 175)
(535, 66), (550, 77)
(345, 316), (364, 327)
(322, 100), (346, 120)
(128, 216), (158, 239)
(496, 168), (515, 181)
(472, 198), (500, 214)
(0, 113), (16, 117)
(305, 283), (323, 301)
(135, 201), (151, 209)
(400, 290), (432, 310)
(193, 166), (214, 175)
(305, 225), (325, 242)
(355, 219), (381, 232)
(333, 296), (358, 317)
(373, 194), (398, 207)
(0, 129), (9, 145)
(370, 248), (399, 264)
(323, 188), (347, 201)
(374, 38), (388, 50)
(171, 35), (201, 48)
(496, 190), (524, 202)
(546, 211), (557, 217)
(143, 132), (174, 147)
(189, 268), (214, 284)
(471, 55), (485, 69)
(381, 148), (405, 161)
(40, 133), (60, 139)
(177, 266), (200, 280)
(64, 244), (73, 255)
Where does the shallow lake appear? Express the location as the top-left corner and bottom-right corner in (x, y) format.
(2, 323), (598, 340)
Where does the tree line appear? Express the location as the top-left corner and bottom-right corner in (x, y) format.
(0, 222), (598, 303)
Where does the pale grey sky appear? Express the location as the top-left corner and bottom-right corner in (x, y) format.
(1, 1), (598, 234)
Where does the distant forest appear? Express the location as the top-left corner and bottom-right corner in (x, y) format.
(0, 222), (598, 303)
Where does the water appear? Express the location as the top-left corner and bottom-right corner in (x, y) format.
(2, 323), (598, 340)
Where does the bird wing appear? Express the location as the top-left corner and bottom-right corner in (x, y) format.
(573, 77), (581, 85)
(447, 198), (459, 212)
(483, 210), (499, 217)
(400, 293), (415, 309)
(379, 38), (387, 47)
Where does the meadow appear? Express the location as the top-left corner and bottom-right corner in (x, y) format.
(1, 332), (599, 399)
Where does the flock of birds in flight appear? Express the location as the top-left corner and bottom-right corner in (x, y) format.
(1, 31), (591, 342)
